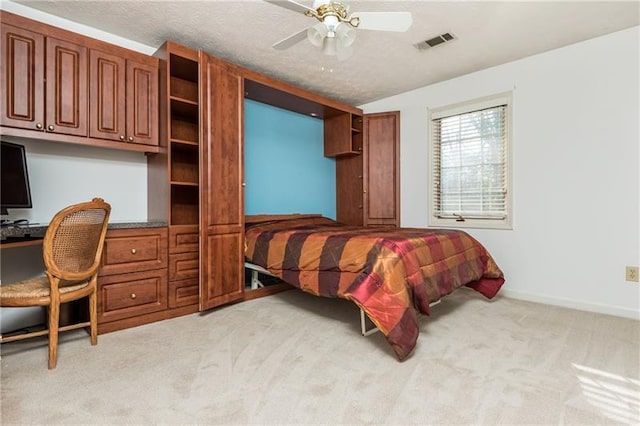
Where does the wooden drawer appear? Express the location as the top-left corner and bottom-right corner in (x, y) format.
(168, 278), (199, 308)
(100, 227), (168, 276)
(98, 269), (168, 323)
(169, 252), (198, 281)
(169, 225), (198, 254)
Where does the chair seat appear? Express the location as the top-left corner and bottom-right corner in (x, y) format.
(0, 276), (89, 299)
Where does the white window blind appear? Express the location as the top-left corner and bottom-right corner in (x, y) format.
(432, 104), (508, 221)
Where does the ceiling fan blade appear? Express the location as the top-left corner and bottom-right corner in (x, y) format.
(272, 28), (309, 50)
(352, 12), (413, 32)
(264, 0), (316, 14)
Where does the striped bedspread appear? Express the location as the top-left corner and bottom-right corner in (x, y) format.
(245, 216), (505, 360)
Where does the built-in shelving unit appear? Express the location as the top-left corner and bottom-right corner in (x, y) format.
(167, 53), (200, 226)
(147, 41), (201, 317)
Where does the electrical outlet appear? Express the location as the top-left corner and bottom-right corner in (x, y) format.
(626, 266), (639, 282)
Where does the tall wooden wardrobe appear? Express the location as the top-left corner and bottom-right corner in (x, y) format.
(148, 41), (400, 316)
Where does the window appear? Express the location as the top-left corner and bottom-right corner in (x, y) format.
(428, 93), (512, 229)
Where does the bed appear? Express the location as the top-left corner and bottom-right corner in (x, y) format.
(244, 215), (505, 360)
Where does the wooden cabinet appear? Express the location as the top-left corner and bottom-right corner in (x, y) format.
(0, 11), (159, 154)
(45, 37), (88, 137)
(324, 112), (363, 156)
(89, 50), (158, 146)
(363, 111), (400, 227)
(97, 227), (169, 332)
(336, 111), (400, 227)
(0, 24), (45, 131)
(1, 25), (87, 137)
(199, 53), (245, 311)
(148, 42), (201, 314)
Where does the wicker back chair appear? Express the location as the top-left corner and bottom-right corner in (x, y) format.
(0, 198), (111, 369)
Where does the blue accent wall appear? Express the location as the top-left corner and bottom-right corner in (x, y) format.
(244, 99), (336, 218)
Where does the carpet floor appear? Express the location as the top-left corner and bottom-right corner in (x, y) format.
(1, 288), (639, 425)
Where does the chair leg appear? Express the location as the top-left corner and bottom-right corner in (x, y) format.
(89, 290), (97, 346)
(48, 302), (60, 370)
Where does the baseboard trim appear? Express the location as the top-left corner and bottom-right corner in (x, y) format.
(499, 289), (640, 320)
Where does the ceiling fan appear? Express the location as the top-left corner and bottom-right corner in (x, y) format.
(265, 0), (413, 60)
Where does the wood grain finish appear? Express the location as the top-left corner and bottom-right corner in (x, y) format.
(168, 225), (199, 254)
(0, 11), (159, 153)
(199, 54), (245, 311)
(45, 37), (87, 137)
(169, 252), (198, 281)
(336, 154), (364, 226)
(127, 59), (158, 146)
(89, 49), (126, 141)
(98, 268), (168, 323)
(364, 111), (400, 227)
(168, 278), (199, 308)
(99, 228), (168, 276)
(0, 24), (44, 130)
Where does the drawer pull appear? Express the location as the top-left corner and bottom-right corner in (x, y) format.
(131, 248), (137, 254)
(130, 293), (137, 299)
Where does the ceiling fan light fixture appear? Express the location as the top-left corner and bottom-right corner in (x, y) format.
(336, 23), (356, 47)
(322, 36), (337, 56)
(307, 22), (328, 47)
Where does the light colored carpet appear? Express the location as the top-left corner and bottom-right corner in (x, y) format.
(1, 288), (639, 425)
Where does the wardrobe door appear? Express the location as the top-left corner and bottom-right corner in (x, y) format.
(199, 54), (245, 311)
(363, 111), (400, 227)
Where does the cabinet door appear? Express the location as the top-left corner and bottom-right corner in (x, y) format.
(364, 111), (400, 227)
(336, 155), (364, 226)
(0, 24), (45, 131)
(45, 37), (88, 136)
(89, 49), (126, 141)
(199, 55), (244, 311)
(126, 59), (158, 146)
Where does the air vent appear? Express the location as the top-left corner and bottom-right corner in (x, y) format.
(415, 32), (456, 51)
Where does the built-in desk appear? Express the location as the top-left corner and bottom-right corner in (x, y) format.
(0, 221), (168, 249)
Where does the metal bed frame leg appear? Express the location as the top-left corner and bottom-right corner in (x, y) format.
(250, 270), (264, 290)
(360, 308), (379, 336)
(359, 299), (442, 337)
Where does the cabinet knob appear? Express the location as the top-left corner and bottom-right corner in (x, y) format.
(120, 135), (126, 141)
(358, 175), (362, 179)
(130, 293), (137, 299)
(358, 205), (363, 210)
(363, 190), (367, 194)
(47, 125), (54, 131)
(128, 136), (134, 142)
(35, 123), (43, 130)
(242, 182), (246, 187)
(131, 248), (137, 254)
(358, 147), (363, 151)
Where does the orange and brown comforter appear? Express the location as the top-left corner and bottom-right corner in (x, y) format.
(245, 216), (505, 360)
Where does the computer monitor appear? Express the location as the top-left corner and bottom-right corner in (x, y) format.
(1, 141), (33, 216)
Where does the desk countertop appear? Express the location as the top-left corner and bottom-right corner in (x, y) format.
(0, 221), (168, 241)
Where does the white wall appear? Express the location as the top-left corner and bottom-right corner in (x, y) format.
(361, 26), (640, 319)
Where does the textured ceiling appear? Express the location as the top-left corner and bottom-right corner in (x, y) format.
(11, 0), (640, 106)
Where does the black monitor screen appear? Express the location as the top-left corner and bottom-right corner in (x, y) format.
(1, 141), (32, 213)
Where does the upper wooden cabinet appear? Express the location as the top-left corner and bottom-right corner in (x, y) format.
(324, 112), (363, 157)
(0, 11), (159, 153)
(89, 49), (158, 146)
(1, 25), (88, 137)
